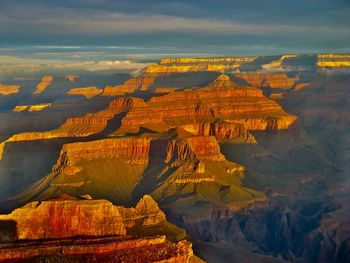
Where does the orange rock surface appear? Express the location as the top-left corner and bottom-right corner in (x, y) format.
(145, 57), (257, 73)
(65, 75), (78, 82)
(13, 103), (52, 112)
(235, 73), (299, 89)
(33, 75), (53, 94)
(317, 54), (350, 67)
(67, 86), (103, 98)
(116, 74), (296, 134)
(0, 199), (127, 239)
(0, 196), (196, 262)
(0, 84), (20, 95)
(101, 76), (155, 96)
(0, 75), (295, 160)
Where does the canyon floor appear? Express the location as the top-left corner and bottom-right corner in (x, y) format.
(0, 54), (349, 262)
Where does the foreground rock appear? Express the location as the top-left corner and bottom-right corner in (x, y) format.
(0, 195), (199, 262)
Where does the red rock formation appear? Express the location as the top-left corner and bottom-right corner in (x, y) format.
(0, 75), (295, 160)
(56, 137), (151, 170)
(145, 57), (257, 74)
(65, 75), (78, 82)
(0, 196), (197, 262)
(67, 86), (103, 98)
(0, 84), (20, 95)
(0, 199), (127, 239)
(33, 75), (53, 94)
(234, 73), (299, 89)
(0, 236), (195, 262)
(116, 74), (296, 134)
(101, 76), (155, 96)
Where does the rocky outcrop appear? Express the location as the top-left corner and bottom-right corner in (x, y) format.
(117, 195), (166, 228)
(116, 74), (296, 134)
(0, 199), (127, 239)
(67, 86), (103, 98)
(0, 97), (146, 159)
(179, 122), (256, 144)
(235, 73), (299, 89)
(33, 75), (53, 94)
(0, 196), (197, 262)
(155, 87), (177, 93)
(145, 57), (257, 74)
(0, 84), (20, 95)
(317, 54), (350, 67)
(101, 76), (155, 96)
(0, 235), (195, 262)
(13, 103), (52, 112)
(55, 137), (150, 171)
(65, 75), (78, 82)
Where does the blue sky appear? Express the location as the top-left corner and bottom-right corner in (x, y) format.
(0, 0), (349, 62)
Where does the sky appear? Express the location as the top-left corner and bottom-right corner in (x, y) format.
(0, 0), (349, 74)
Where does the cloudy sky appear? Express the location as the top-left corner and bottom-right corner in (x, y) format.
(0, 0), (349, 66)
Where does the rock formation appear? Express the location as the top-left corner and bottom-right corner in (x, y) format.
(317, 54), (350, 67)
(67, 86), (103, 98)
(0, 84), (20, 95)
(234, 73), (299, 89)
(145, 57), (257, 74)
(0, 74), (295, 160)
(0, 195), (198, 262)
(65, 75), (78, 82)
(13, 103), (52, 112)
(101, 76), (155, 96)
(33, 75), (53, 94)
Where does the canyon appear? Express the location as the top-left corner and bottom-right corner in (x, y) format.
(0, 53), (349, 262)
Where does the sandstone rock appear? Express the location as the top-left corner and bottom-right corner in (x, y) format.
(67, 86), (103, 98)
(0, 84), (20, 95)
(13, 103), (52, 112)
(235, 73), (299, 89)
(101, 76), (155, 96)
(0, 199), (127, 239)
(317, 54), (350, 67)
(33, 75), (53, 94)
(117, 195), (166, 228)
(145, 57), (257, 74)
(65, 75), (78, 82)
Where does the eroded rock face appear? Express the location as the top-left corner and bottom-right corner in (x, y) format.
(33, 75), (53, 94)
(67, 86), (103, 98)
(235, 73), (299, 89)
(0, 196), (197, 262)
(116, 74), (296, 135)
(0, 84), (20, 95)
(13, 103), (52, 112)
(101, 76), (155, 96)
(0, 199), (127, 239)
(65, 75), (78, 82)
(317, 54), (350, 67)
(145, 57), (257, 74)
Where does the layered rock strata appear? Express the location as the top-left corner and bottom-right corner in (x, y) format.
(234, 73), (299, 89)
(33, 75), (53, 94)
(0, 74), (295, 160)
(317, 54), (350, 67)
(145, 57), (257, 74)
(101, 76), (155, 96)
(13, 103), (52, 112)
(0, 196), (196, 262)
(67, 86), (103, 98)
(0, 84), (20, 95)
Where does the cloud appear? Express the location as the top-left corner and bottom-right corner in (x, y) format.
(0, 56), (150, 76)
(0, 6), (348, 37)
